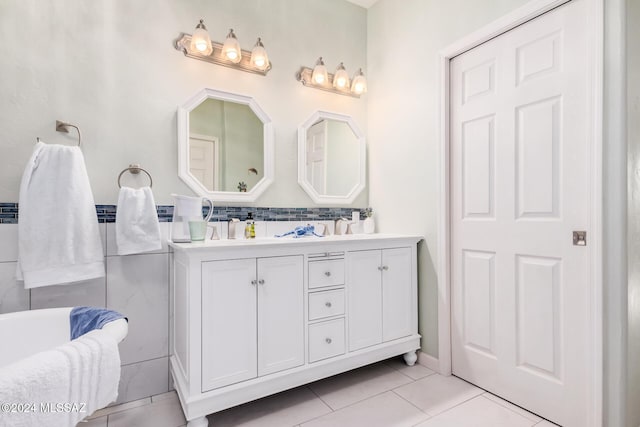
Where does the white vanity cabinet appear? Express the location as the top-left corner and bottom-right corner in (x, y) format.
(170, 235), (421, 427)
(347, 247), (413, 351)
(201, 256), (304, 391)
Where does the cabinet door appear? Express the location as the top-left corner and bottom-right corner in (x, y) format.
(201, 259), (257, 391)
(257, 256), (304, 376)
(347, 250), (383, 351)
(382, 247), (413, 342)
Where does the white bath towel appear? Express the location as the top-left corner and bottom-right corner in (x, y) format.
(115, 186), (162, 255)
(0, 329), (120, 427)
(16, 141), (104, 289)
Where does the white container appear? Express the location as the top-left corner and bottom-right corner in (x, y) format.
(363, 216), (375, 234)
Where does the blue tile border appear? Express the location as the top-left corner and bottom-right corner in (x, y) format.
(0, 203), (366, 224)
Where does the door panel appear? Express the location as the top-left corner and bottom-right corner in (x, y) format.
(257, 256), (304, 376)
(382, 247), (413, 342)
(347, 250), (382, 351)
(450, 1), (590, 425)
(201, 259), (257, 391)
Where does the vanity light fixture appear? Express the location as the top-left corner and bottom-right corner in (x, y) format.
(190, 19), (213, 55)
(221, 29), (242, 63)
(174, 22), (272, 76)
(351, 68), (368, 95)
(250, 38), (270, 71)
(296, 59), (365, 98)
(333, 63), (350, 90)
(311, 57), (329, 85)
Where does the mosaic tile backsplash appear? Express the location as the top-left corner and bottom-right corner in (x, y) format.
(0, 203), (365, 224)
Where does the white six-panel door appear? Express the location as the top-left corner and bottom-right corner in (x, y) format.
(450, 1), (590, 425)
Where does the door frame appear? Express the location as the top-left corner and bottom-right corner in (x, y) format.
(436, 0), (603, 424)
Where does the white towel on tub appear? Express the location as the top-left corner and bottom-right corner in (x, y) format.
(115, 186), (162, 255)
(0, 329), (121, 427)
(16, 141), (104, 289)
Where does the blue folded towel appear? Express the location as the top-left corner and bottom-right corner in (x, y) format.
(275, 225), (324, 238)
(70, 306), (126, 340)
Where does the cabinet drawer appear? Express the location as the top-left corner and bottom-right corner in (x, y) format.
(308, 318), (345, 363)
(308, 259), (344, 289)
(309, 289), (345, 321)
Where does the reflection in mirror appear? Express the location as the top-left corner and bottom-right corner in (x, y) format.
(189, 99), (264, 192)
(306, 119), (359, 196)
(298, 111), (366, 204)
(177, 88), (274, 202)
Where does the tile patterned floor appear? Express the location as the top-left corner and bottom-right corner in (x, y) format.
(79, 357), (558, 427)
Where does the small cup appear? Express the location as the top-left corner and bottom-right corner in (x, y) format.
(188, 220), (208, 242)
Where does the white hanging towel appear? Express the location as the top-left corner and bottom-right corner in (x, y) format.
(17, 141), (104, 289)
(115, 186), (162, 255)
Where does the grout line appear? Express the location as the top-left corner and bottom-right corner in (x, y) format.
(480, 392), (543, 424)
(390, 389), (432, 417)
(306, 385), (334, 413)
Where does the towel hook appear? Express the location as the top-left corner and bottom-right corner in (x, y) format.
(35, 120), (82, 146)
(117, 164), (153, 188)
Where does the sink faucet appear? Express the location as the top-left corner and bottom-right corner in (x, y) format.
(228, 218), (240, 239)
(335, 217), (350, 235)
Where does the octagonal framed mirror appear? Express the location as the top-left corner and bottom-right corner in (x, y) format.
(298, 110), (366, 204)
(177, 88), (274, 202)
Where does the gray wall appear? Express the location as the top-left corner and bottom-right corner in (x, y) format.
(0, 0), (368, 207)
(366, 0), (530, 358)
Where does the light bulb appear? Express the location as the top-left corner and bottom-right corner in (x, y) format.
(190, 19), (213, 56)
(333, 63), (350, 89)
(251, 38), (270, 71)
(311, 57), (328, 85)
(221, 29), (242, 64)
(351, 69), (367, 95)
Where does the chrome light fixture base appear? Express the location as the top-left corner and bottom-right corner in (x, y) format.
(174, 33), (272, 76)
(296, 66), (360, 98)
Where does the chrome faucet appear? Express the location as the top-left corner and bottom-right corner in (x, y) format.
(228, 218), (240, 239)
(334, 217), (350, 235)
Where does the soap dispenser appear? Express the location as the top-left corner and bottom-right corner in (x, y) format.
(244, 212), (255, 239)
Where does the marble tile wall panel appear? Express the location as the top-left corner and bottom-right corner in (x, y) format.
(30, 278), (106, 309)
(106, 253), (169, 365)
(116, 357), (169, 404)
(0, 262), (29, 314)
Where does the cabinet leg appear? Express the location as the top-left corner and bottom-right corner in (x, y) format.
(403, 350), (418, 366)
(187, 416), (208, 427)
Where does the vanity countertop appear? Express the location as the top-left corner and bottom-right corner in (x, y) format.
(168, 233), (423, 252)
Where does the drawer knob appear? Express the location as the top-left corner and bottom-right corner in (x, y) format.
(258, 279), (265, 285)
(324, 271), (331, 277)
(325, 302), (332, 308)
(325, 338), (332, 344)
(251, 280), (257, 286)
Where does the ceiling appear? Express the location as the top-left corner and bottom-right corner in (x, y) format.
(345, 0), (380, 9)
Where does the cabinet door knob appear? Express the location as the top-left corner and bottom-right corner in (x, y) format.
(258, 279), (265, 285)
(325, 302), (332, 308)
(377, 266), (383, 271)
(325, 338), (332, 344)
(382, 266), (389, 271)
(324, 271), (331, 277)
(251, 280), (257, 286)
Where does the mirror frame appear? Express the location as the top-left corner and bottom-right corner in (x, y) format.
(297, 110), (366, 204)
(177, 88), (274, 202)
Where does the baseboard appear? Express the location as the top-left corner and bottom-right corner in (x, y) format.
(417, 351), (441, 372)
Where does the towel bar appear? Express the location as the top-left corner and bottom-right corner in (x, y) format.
(117, 164), (153, 188)
(36, 120), (82, 146)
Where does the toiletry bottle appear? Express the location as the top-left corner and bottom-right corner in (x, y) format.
(245, 212), (254, 239)
(250, 221), (256, 239)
